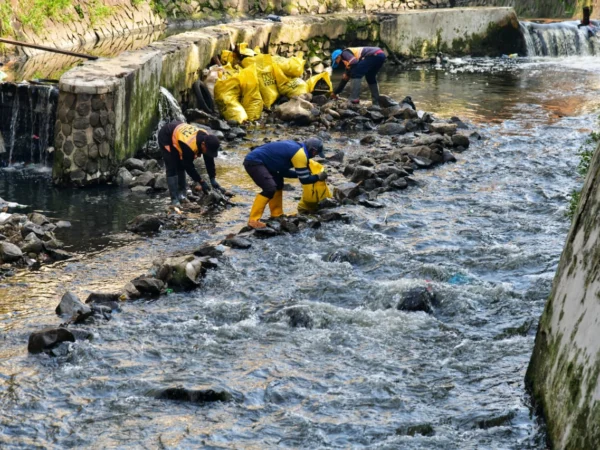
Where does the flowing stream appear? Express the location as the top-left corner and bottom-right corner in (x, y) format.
(0, 56), (599, 448)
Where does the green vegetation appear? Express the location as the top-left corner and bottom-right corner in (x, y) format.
(567, 131), (600, 220)
(18, 0), (74, 33)
(0, 1), (13, 37)
(88, 0), (113, 25)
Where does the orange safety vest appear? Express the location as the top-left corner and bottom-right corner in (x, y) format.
(170, 124), (207, 160)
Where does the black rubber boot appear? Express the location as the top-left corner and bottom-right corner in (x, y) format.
(349, 78), (362, 104)
(369, 82), (380, 106)
(177, 172), (189, 203)
(167, 176), (180, 206)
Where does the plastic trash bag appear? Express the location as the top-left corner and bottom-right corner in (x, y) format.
(242, 54), (279, 108)
(273, 62), (308, 98)
(238, 65), (263, 121)
(273, 54), (305, 78)
(214, 72), (248, 123)
(298, 160), (332, 212)
(306, 71), (333, 93)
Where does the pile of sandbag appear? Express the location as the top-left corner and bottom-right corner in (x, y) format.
(213, 45), (333, 123)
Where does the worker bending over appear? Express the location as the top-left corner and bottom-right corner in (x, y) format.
(244, 138), (327, 229)
(331, 47), (387, 106)
(158, 120), (223, 206)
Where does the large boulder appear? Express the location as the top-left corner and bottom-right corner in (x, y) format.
(350, 166), (376, 183)
(333, 182), (360, 202)
(451, 134), (470, 148)
(153, 174), (168, 191)
(429, 122), (458, 135)
(55, 291), (92, 317)
(20, 233), (44, 254)
(130, 171), (156, 188)
(378, 123), (406, 136)
(130, 277), (165, 296)
(28, 212), (50, 226)
(275, 97), (313, 124)
(124, 158), (146, 172)
(127, 214), (161, 233)
(28, 328), (75, 354)
(155, 255), (203, 290)
(116, 167), (133, 187)
(20, 222), (45, 239)
(0, 242), (23, 262)
(392, 146), (444, 164)
(397, 287), (436, 314)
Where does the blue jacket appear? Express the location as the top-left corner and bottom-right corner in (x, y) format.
(244, 140), (319, 184)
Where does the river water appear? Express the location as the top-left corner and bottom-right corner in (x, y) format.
(1, 56), (599, 448)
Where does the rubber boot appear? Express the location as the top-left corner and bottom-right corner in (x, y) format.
(167, 176), (181, 206)
(177, 172), (190, 203)
(268, 190), (284, 218)
(349, 78), (362, 104)
(248, 194), (270, 229)
(368, 82), (380, 107)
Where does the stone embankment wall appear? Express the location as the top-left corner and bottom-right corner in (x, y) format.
(454, 0), (599, 19)
(0, 0), (163, 58)
(52, 8), (518, 185)
(526, 141), (600, 449)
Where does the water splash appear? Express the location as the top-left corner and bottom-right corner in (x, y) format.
(159, 86), (186, 124)
(520, 20), (600, 56)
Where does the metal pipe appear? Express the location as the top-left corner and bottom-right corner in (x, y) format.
(0, 38), (99, 60)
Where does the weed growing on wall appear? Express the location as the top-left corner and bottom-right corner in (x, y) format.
(18, 0), (74, 32)
(568, 130), (600, 220)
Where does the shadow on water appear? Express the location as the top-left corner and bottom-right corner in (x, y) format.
(0, 57), (599, 448)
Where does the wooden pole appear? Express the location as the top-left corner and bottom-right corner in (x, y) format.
(0, 38), (99, 60)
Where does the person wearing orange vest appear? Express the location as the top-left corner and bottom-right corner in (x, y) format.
(157, 120), (222, 206)
(331, 47), (386, 106)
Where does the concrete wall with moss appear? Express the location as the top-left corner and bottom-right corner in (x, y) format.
(379, 7), (522, 57)
(526, 142), (600, 449)
(454, 0), (598, 19)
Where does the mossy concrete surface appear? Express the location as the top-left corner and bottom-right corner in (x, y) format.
(527, 142), (600, 449)
(379, 7), (523, 57)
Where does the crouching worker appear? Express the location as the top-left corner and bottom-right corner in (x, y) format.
(331, 47), (386, 106)
(243, 138), (327, 229)
(158, 120), (222, 206)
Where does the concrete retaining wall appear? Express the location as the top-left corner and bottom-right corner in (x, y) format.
(526, 142), (600, 449)
(52, 8), (519, 185)
(379, 7), (522, 57)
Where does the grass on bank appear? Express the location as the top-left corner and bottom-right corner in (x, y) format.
(567, 131), (600, 220)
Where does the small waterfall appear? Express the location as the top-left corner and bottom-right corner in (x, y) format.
(159, 86), (186, 124)
(0, 82), (58, 166)
(520, 20), (600, 56)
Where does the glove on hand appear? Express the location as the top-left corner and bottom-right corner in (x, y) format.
(318, 171), (328, 181)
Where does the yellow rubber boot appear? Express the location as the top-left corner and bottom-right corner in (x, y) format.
(268, 190), (284, 218)
(248, 194), (270, 229)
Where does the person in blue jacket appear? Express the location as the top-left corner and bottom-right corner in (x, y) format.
(331, 46), (387, 105)
(243, 138), (327, 228)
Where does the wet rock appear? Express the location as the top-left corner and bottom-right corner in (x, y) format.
(363, 178), (383, 190)
(154, 387), (231, 403)
(231, 127), (246, 138)
(450, 116), (469, 129)
(429, 122), (457, 135)
(56, 291), (91, 317)
(311, 94), (328, 106)
(414, 134), (444, 146)
(49, 342), (71, 357)
(127, 214), (161, 233)
(333, 182), (360, 202)
(130, 186), (153, 194)
(21, 233), (44, 254)
(378, 95), (398, 108)
(153, 174), (168, 191)
(124, 158), (146, 172)
(56, 221), (71, 228)
(467, 411), (516, 429)
(28, 328), (75, 354)
(45, 248), (74, 261)
(359, 199), (384, 208)
(285, 306), (314, 329)
(157, 255), (203, 290)
(318, 198), (340, 209)
(368, 110), (384, 121)
(378, 123), (406, 136)
(397, 287), (435, 314)
(131, 171), (156, 188)
(254, 227), (280, 238)
(275, 97), (312, 123)
(280, 219), (299, 234)
(130, 276), (165, 296)
(222, 236), (252, 249)
(325, 248), (362, 263)
(396, 423), (435, 437)
(339, 109), (358, 119)
(360, 135), (377, 145)
(143, 159), (160, 173)
(116, 167), (133, 187)
(443, 150), (457, 163)
(388, 177), (408, 190)
(407, 154), (434, 168)
(21, 222), (45, 239)
(85, 292), (121, 311)
(28, 212), (50, 226)
(350, 166), (376, 183)
(451, 134), (470, 148)
(327, 151), (345, 163)
(209, 119), (231, 132)
(194, 244), (226, 257)
(122, 282), (141, 300)
(494, 320), (534, 340)
(0, 242), (22, 262)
